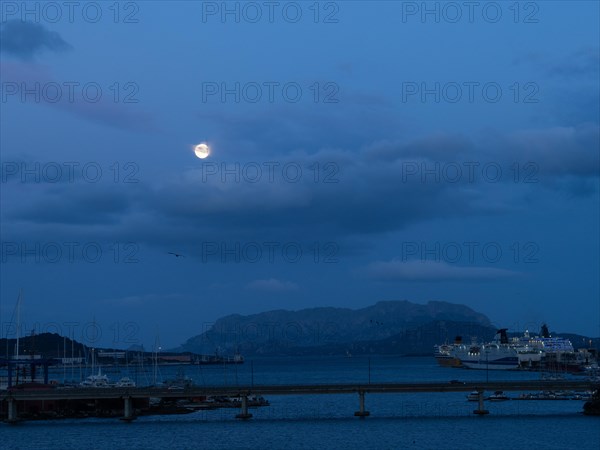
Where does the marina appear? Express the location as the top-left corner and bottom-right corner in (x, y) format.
(1, 1), (598, 448)
(2, 325), (599, 423)
(1, 354), (599, 449)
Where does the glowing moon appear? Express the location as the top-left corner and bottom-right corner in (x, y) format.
(194, 143), (210, 159)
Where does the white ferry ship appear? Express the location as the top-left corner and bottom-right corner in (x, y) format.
(453, 329), (519, 370)
(434, 324), (596, 372)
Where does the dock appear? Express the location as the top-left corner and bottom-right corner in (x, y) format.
(2, 380), (598, 422)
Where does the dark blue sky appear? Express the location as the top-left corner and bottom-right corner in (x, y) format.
(1, 2), (598, 349)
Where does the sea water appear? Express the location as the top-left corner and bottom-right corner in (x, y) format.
(3, 356), (600, 449)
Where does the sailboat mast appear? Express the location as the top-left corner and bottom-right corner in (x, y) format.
(63, 336), (67, 382)
(15, 289), (22, 358)
(71, 332), (75, 380)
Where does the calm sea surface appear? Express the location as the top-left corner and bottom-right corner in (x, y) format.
(3, 356), (600, 449)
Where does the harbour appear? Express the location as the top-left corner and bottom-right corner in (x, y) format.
(2, 354), (599, 423)
(2, 379), (599, 423)
(2, 320), (599, 426)
(2, 356), (600, 450)
(434, 326), (599, 373)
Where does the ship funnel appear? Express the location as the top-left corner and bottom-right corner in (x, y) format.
(540, 324), (550, 338)
(496, 328), (509, 344)
(454, 335), (462, 344)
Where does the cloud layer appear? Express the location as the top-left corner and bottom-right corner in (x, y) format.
(2, 124), (598, 252)
(0, 20), (72, 59)
(365, 260), (520, 282)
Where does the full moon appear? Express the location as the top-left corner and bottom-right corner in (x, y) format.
(194, 143), (210, 159)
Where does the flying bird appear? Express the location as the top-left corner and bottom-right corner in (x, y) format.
(167, 252), (185, 258)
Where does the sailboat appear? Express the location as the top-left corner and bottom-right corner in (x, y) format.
(80, 368), (111, 387)
(1, 290), (45, 388)
(80, 346), (111, 387)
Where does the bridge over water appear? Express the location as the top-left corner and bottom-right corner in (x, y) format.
(2, 380), (598, 422)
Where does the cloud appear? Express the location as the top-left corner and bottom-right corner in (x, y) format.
(496, 124), (600, 179)
(0, 20), (72, 59)
(547, 48), (600, 78)
(196, 94), (400, 155)
(245, 278), (299, 292)
(512, 48), (599, 125)
(513, 47), (600, 79)
(0, 61), (157, 132)
(101, 293), (185, 307)
(364, 260), (520, 282)
(9, 185), (133, 226)
(2, 124), (598, 252)
(364, 133), (475, 163)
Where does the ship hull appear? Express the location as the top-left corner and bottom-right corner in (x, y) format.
(435, 356), (462, 367)
(462, 357), (519, 370)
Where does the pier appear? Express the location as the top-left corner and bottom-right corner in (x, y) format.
(2, 380), (598, 423)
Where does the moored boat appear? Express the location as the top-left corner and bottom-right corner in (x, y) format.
(466, 391), (480, 401)
(115, 377), (136, 388)
(434, 337), (463, 367)
(489, 391), (510, 401)
(455, 330), (519, 370)
(80, 370), (111, 388)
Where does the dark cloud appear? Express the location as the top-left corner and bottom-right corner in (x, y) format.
(0, 61), (157, 133)
(546, 48), (600, 78)
(134, 147), (480, 244)
(2, 124), (598, 253)
(65, 101), (157, 133)
(511, 48), (599, 126)
(364, 260), (520, 282)
(7, 185), (132, 226)
(0, 20), (72, 59)
(494, 124), (599, 180)
(364, 133), (475, 162)
(197, 100), (401, 155)
(513, 47), (600, 79)
(245, 279), (299, 292)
